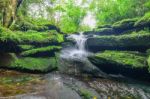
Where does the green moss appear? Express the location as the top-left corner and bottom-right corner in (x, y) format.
(0, 27), (20, 42)
(112, 18), (138, 29)
(95, 27), (113, 33)
(0, 27), (64, 44)
(21, 46), (62, 56)
(88, 31), (150, 47)
(147, 56), (150, 72)
(18, 45), (34, 50)
(24, 17), (52, 26)
(94, 51), (146, 68)
(146, 49), (150, 55)
(135, 12), (150, 27)
(10, 57), (58, 72)
(0, 75), (35, 84)
(79, 88), (93, 99)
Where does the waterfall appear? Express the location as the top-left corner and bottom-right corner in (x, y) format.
(60, 32), (89, 60)
(60, 32), (107, 78)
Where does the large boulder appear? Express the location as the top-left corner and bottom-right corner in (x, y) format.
(88, 51), (150, 80)
(87, 31), (150, 52)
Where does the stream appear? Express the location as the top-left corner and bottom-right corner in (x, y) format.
(1, 33), (150, 99)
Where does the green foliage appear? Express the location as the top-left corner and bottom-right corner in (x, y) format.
(11, 0), (150, 33)
(11, 57), (58, 72)
(10, 18), (49, 31)
(58, 1), (86, 33)
(94, 51), (147, 68)
(91, 0), (150, 25)
(21, 46), (62, 56)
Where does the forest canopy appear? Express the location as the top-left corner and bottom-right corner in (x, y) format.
(0, 0), (150, 33)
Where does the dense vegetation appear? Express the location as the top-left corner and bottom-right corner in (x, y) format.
(1, 0), (150, 33)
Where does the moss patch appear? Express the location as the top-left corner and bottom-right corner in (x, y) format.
(79, 88), (93, 99)
(112, 18), (138, 30)
(18, 45), (35, 51)
(87, 31), (150, 48)
(0, 27), (64, 44)
(10, 57), (58, 72)
(135, 12), (150, 27)
(21, 46), (62, 57)
(147, 56), (150, 72)
(90, 51), (147, 68)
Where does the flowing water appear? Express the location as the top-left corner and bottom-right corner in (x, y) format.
(61, 32), (89, 60)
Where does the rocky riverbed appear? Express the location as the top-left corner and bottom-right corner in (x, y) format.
(1, 70), (150, 99)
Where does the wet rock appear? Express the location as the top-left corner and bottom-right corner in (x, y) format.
(58, 58), (107, 78)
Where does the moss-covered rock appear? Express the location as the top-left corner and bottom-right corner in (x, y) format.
(0, 27), (64, 44)
(0, 27), (64, 53)
(18, 45), (35, 51)
(84, 12), (150, 36)
(10, 18), (61, 32)
(88, 51), (149, 79)
(87, 31), (150, 52)
(147, 56), (150, 72)
(84, 18), (138, 35)
(21, 46), (62, 57)
(135, 12), (150, 27)
(112, 18), (138, 30)
(0, 53), (58, 72)
(146, 49), (150, 55)
(10, 57), (58, 72)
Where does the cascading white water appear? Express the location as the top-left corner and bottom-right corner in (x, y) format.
(61, 32), (89, 60)
(70, 32), (87, 51)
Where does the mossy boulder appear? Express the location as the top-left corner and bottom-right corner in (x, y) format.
(10, 57), (58, 72)
(0, 27), (64, 53)
(88, 51), (149, 79)
(0, 53), (58, 73)
(87, 31), (150, 52)
(10, 18), (61, 32)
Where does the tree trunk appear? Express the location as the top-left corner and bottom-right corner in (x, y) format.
(2, 0), (23, 28)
